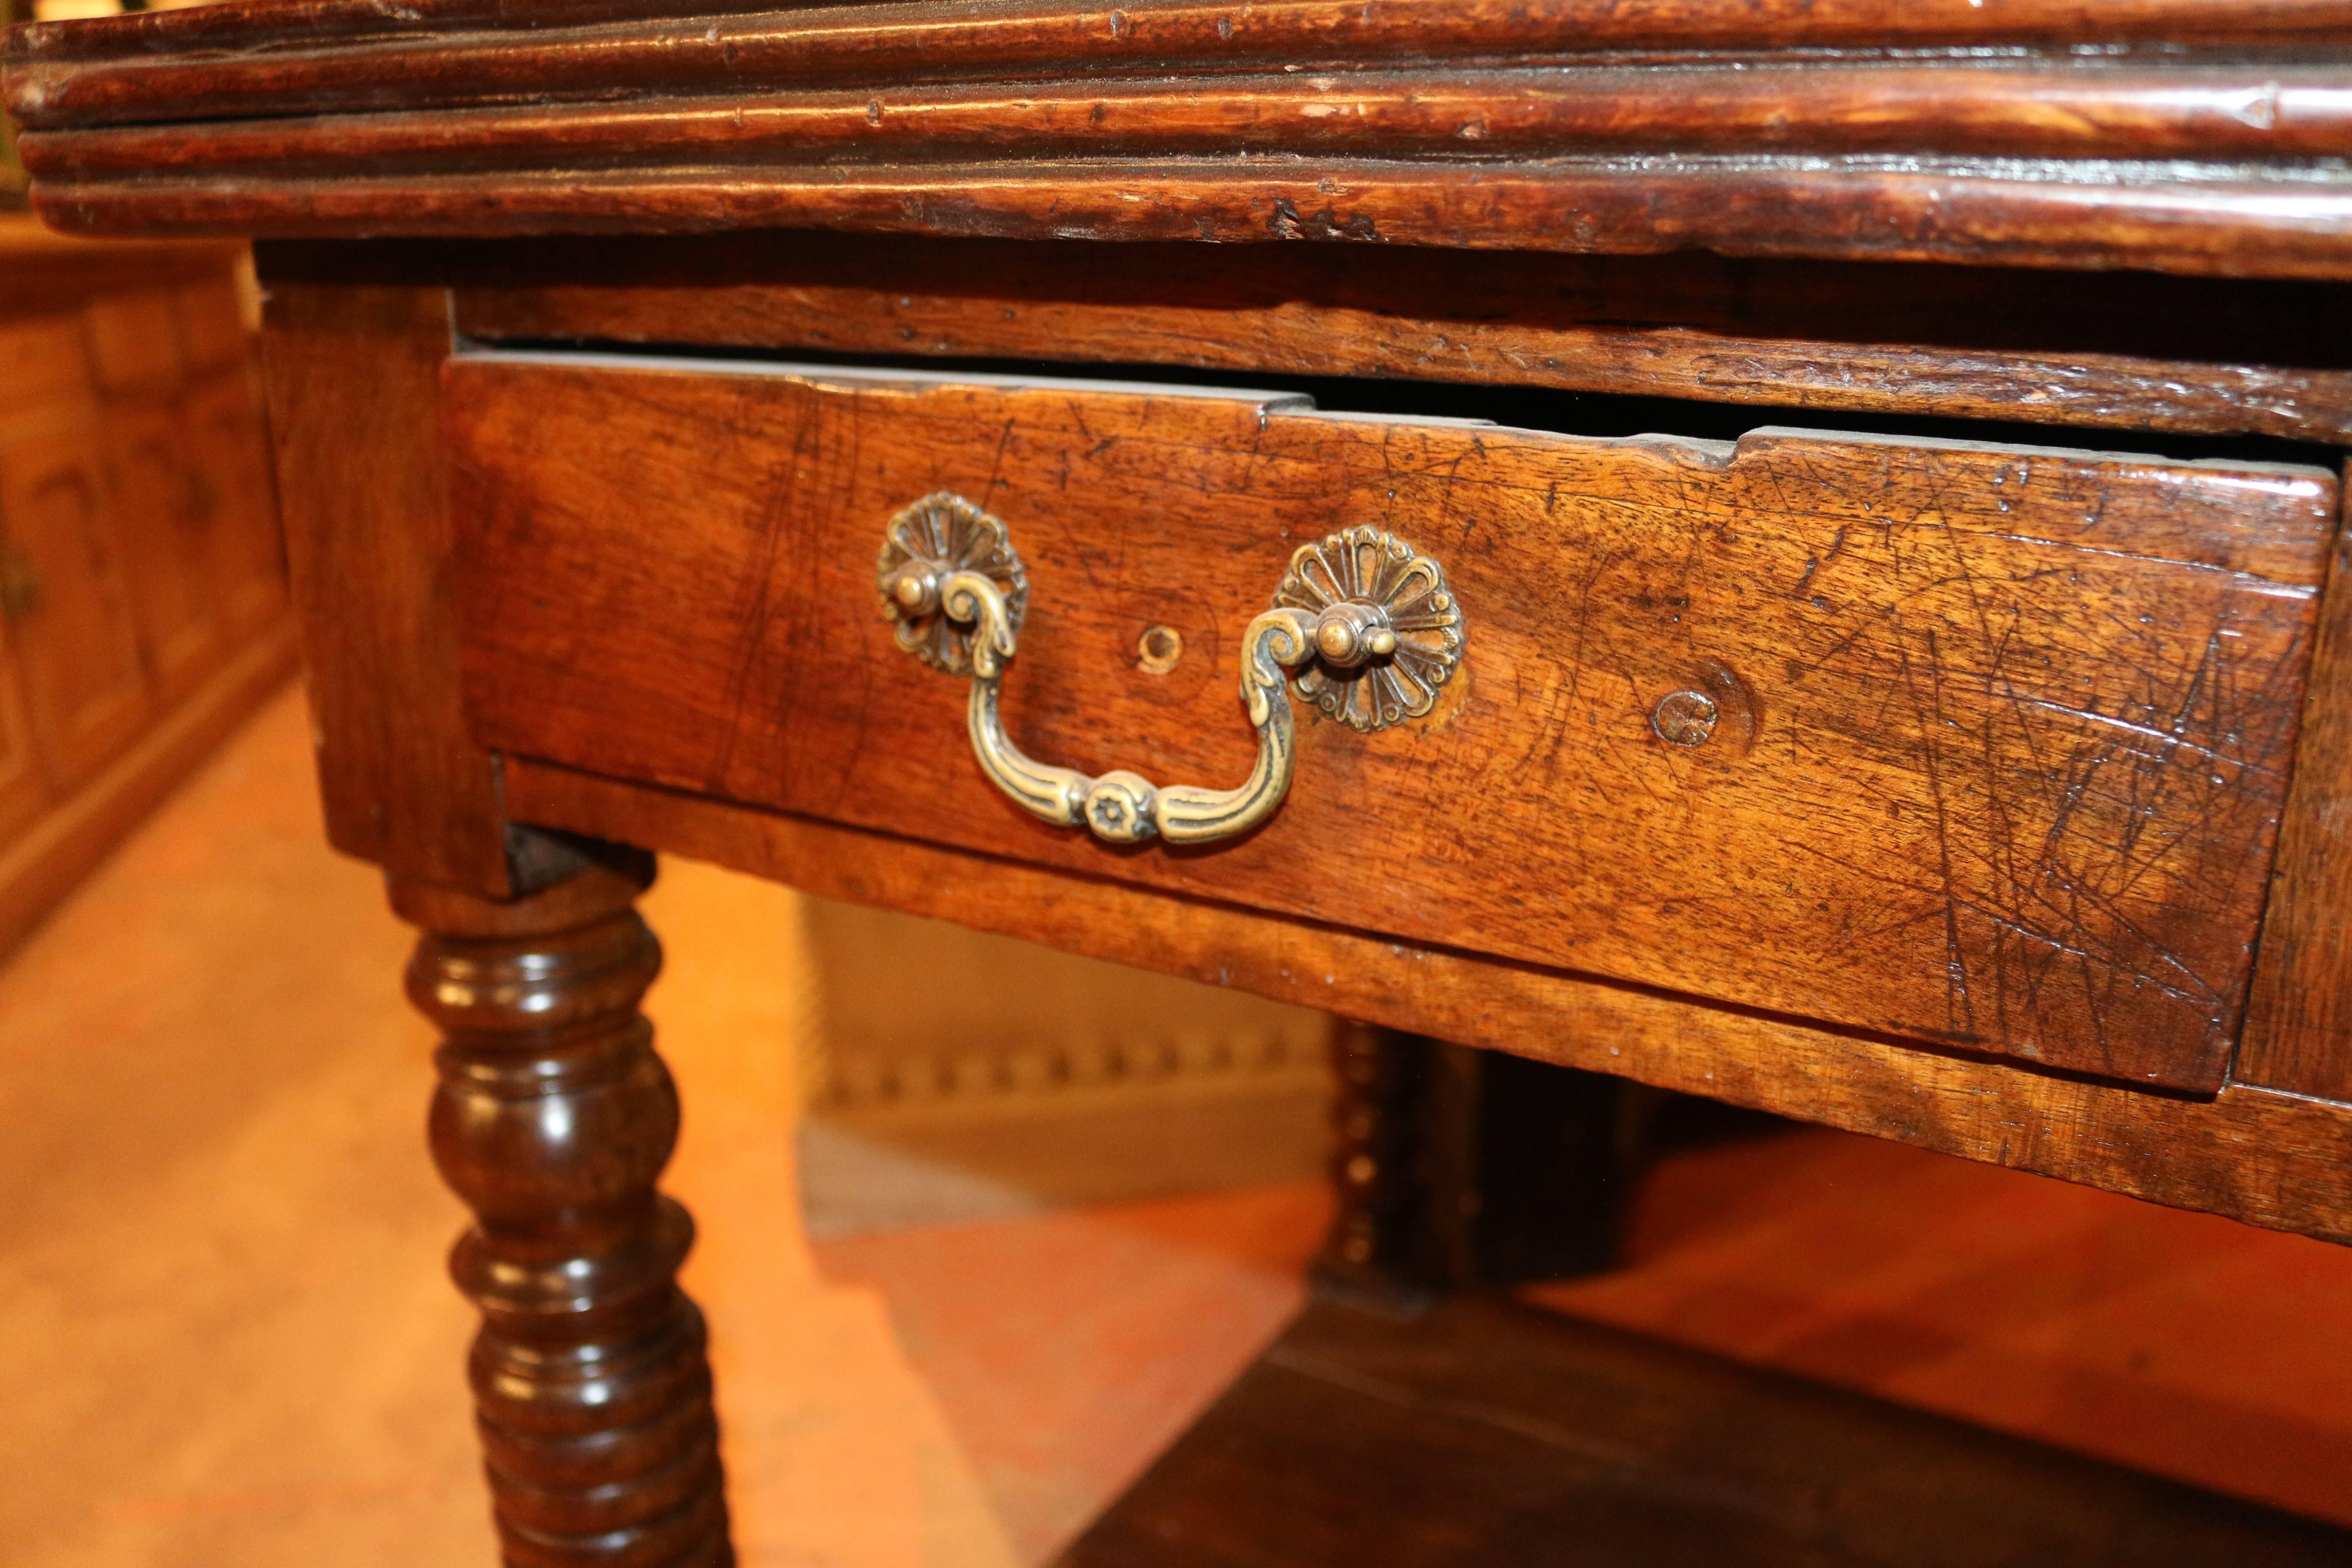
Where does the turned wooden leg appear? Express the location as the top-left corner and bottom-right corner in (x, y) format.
(392, 856), (732, 1568)
(1319, 1021), (1650, 1298)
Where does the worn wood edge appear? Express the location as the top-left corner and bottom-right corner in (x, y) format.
(0, 618), (298, 965)
(2240, 467), (2352, 1100)
(499, 756), (2352, 1244)
(2, 0), (793, 65)
(447, 353), (2330, 1086)
(13, 0), (2352, 126)
(35, 158), (2352, 281)
(453, 277), (2352, 445)
(259, 279), (516, 899)
(29, 67), (2352, 176)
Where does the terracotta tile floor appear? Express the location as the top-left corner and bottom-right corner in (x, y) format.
(814, 1184), (1329, 1563)
(6, 681), (2352, 1566)
(0, 686), (1301, 1567)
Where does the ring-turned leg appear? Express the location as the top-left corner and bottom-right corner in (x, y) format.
(392, 857), (732, 1568)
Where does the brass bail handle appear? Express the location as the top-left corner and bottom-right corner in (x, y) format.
(879, 492), (1463, 847)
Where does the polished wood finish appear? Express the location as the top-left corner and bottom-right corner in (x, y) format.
(12, 2), (2352, 278)
(21, 0), (2352, 68)
(501, 756), (2352, 1245)
(2242, 472), (2352, 1101)
(450, 235), (2352, 447)
(30, 64), (2352, 169)
(448, 354), (2330, 1089)
(1059, 1295), (2352, 1567)
(12, 0), (2352, 1554)
(259, 284), (514, 897)
(396, 854), (732, 1568)
(27, 157), (2352, 282)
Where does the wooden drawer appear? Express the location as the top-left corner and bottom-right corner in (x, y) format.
(445, 352), (2338, 1092)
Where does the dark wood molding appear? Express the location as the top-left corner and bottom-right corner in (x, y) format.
(31, 67), (2352, 170)
(24, 0), (2352, 77)
(430, 230), (2352, 445)
(10, 3), (2352, 276)
(17, 0), (2352, 121)
(26, 151), (2352, 284)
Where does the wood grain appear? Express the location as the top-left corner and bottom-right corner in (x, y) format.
(32, 66), (2352, 175)
(13, 4), (2352, 278)
(16, 0), (2352, 127)
(450, 233), (2352, 446)
(257, 283), (513, 897)
(2241, 469), (2352, 1103)
(449, 354), (2332, 1088)
(1060, 1295), (2352, 1567)
(397, 858), (734, 1568)
(21, 0), (2352, 73)
(31, 156), (2352, 282)
(502, 756), (2352, 1242)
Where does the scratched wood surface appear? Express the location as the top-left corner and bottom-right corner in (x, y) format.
(501, 755), (2352, 1241)
(446, 355), (2336, 1089)
(446, 233), (2352, 447)
(12, 1), (2352, 278)
(260, 285), (515, 897)
(2241, 471), (2352, 1102)
(16, 0), (2352, 126)
(23, 0), (2352, 83)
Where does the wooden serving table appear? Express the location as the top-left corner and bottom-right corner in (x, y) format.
(8, 1), (2352, 1562)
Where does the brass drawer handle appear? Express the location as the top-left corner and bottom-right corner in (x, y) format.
(879, 493), (1462, 846)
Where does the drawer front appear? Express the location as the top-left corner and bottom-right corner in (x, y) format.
(445, 352), (2336, 1090)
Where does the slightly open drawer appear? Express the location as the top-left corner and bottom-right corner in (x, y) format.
(444, 350), (2339, 1091)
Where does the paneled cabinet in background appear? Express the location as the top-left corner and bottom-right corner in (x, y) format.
(0, 637), (42, 848)
(0, 217), (297, 958)
(84, 287), (226, 706)
(0, 318), (149, 791)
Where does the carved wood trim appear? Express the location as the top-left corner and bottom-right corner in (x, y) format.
(11, 3), (2352, 275)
